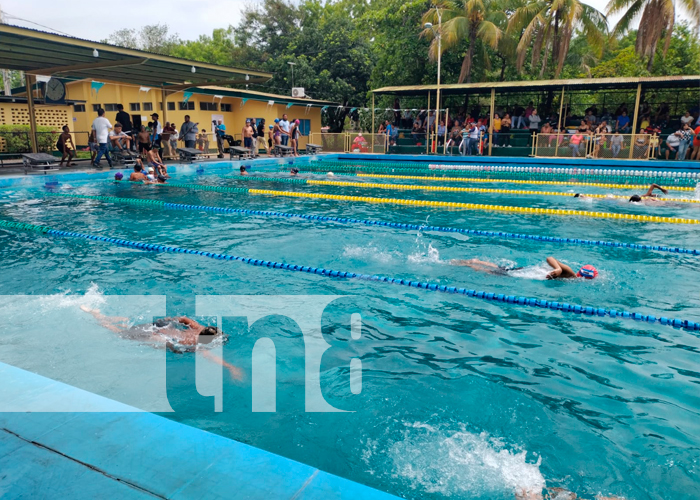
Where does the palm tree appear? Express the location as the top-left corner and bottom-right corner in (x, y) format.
(606, 0), (700, 71)
(507, 0), (608, 78)
(421, 0), (505, 83)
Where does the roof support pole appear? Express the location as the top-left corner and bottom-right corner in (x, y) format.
(25, 73), (38, 154)
(371, 93), (375, 153)
(161, 88), (169, 125)
(488, 88), (495, 156)
(443, 108), (449, 154)
(426, 91), (430, 154)
(629, 83), (642, 159)
(555, 86), (565, 157)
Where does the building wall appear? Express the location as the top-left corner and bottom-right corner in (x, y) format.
(0, 101), (75, 152)
(65, 80), (322, 145)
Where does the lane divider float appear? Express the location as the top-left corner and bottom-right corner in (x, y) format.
(1, 217), (697, 332)
(45, 192), (700, 255)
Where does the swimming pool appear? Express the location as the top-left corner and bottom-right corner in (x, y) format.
(1, 157), (699, 500)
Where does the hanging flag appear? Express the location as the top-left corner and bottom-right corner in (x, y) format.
(91, 81), (105, 96)
(183, 91), (193, 103)
(286, 102), (294, 109)
(139, 86), (151, 93)
(241, 98), (249, 105)
(350, 107), (357, 113)
(321, 106), (329, 112)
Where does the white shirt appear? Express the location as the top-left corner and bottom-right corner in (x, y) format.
(279, 119), (290, 133)
(666, 134), (681, 147)
(152, 120), (163, 136)
(681, 115), (694, 126)
(92, 117), (112, 143)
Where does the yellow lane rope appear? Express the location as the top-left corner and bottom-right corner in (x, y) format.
(247, 189), (700, 225)
(304, 179), (700, 204)
(354, 173), (696, 192)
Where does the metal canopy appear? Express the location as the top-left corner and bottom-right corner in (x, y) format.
(193, 86), (334, 106)
(372, 75), (700, 96)
(0, 24), (272, 87)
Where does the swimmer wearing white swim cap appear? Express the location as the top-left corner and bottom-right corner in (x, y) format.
(327, 172), (334, 177)
(451, 256), (597, 280)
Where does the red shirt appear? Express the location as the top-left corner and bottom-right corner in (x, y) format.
(694, 126), (700, 147)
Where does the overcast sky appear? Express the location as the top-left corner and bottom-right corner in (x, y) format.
(3, 0), (626, 43)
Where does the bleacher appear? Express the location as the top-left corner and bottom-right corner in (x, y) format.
(387, 128), (534, 156)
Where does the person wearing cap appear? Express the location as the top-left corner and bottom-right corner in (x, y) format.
(272, 119), (282, 148)
(268, 124), (275, 155)
(451, 256), (597, 280)
(290, 167), (299, 176)
(114, 172), (124, 181)
(242, 119), (254, 153)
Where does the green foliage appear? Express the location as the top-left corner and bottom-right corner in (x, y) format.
(0, 125), (59, 153)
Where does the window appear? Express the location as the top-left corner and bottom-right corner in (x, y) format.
(129, 103), (141, 112)
(297, 119), (311, 136)
(143, 102), (153, 111)
(73, 104), (86, 113)
(92, 104), (102, 112)
(104, 103), (119, 112)
(200, 102), (218, 111)
(179, 101), (195, 110)
(221, 103), (232, 112)
(167, 102), (175, 111)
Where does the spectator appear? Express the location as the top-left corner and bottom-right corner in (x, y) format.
(664, 130), (681, 160)
(161, 122), (175, 158)
(88, 129), (98, 163)
(215, 119), (227, 158)
(411, 121), (423, 143)
(149, 113), (163, 158)
(677, 123), (694, 160)
(585, 109), (597, 125)
(528, 109), (541, 135)
(290, 119), (301, 156)
(196, 131), (209, 152)
(91, 108), (113, 168)
(570, 131), (584, 157)
(610, 129), (623, 158)
(446, 120), (461, 152)
(268, 125), (275, 153)
(616, 111), (630, 133)
(437, 120), (446, 145)
(273, 119), (282, 147)
(512, 104), (524, 129)
(692, 123), (700, 160)
(250, 118), (259, 157)
(57, 125), (76, 167)
(600, 108), (613, 125)
(500, 114), (512, 147)
(257, 119), (269, 155)
(681, 111), (694, 127)
(524, 102), (534, 121)
(242, 119), (254, 152)
(115, 104), (133, 150)
(402, 109), (413, 128)
(180, 115), (198, 149)
(279, 114), (291, 146)
(109, 123), (132, 152)
(169, 126), (178, 157)
(465, 122), (479, 155)
(492, 113), (501, 146)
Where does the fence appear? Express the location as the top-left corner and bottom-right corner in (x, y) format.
(534, 133), (653, 160)
(309, 132), (388, 154)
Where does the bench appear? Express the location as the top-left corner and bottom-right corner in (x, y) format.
(305, 143), (323, 155)
(229, 146), (252, 160)
(177, 148), (205, 163)
(272, 145), (294, 157)
(22, 153), (59, 174)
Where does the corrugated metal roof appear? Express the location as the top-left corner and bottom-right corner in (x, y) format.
(196, 86), (334, 105)
(372, 76), (700, 96)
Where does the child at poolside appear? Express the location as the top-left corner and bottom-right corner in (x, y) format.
(451, 256), (597, 280)
(57, 125), (76, 167)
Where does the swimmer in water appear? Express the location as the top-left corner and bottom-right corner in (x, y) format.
(516, 488), (625, 500)
(451, 256), (597, 280)
(290, 167), (300, 176)
(240, 166), (248, 176)
(80, 306), (242, 379)
(573, 184), (668, 203)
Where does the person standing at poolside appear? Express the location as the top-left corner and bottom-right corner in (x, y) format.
(242, 119), (254, 153)
(57, 125), (76, 167)
(115, 104), (134, 151)
(250, 118), (259, 157)
(91, 108), (113, 168)
(137, 126), (152, 156)
(279, 114), (291, 146)
(179, 115), (198, 149)
(149, 113), (163, 158)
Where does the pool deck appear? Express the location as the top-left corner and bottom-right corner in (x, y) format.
(0, 362), (400, 499)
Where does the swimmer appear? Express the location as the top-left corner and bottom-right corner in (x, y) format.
(80, 306), (242, 379)
(629, 183), (667, 203)
(240, 166), (248, 176)
(290, 167), (300, 176)
(451, 256), (597, 280)
(515, 488), (625, 500)
(327, 172), (334, 177)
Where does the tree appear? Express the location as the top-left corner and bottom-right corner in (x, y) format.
(103, 24), (180, 55)
(508, 0), (607, 78)
(605, 0), (700, 71)
(422, 0), (504, 83)
(169, 28), (236, 66)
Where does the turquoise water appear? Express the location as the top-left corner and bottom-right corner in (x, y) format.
(1, 161), (699, 499)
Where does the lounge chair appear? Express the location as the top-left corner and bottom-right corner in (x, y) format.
(305, 143), (323, 155)
(177, 148), (205, 163)
(22, 153), (59, 174)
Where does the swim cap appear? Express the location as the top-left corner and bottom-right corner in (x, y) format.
(577, 265), (598, 279)
(327, 172), (334, 177)
(295, 119), (300, 125)
(148, 167), (154, 173)
(114, 172), (123, 180)
(274, 118), (280, 123)
(269, 125), (273, 129)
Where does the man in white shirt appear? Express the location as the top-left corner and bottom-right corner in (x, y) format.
(279, 114), (290, 146)
(92, 108), (113, 168)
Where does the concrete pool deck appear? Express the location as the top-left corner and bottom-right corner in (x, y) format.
(0, 362), (400, 499)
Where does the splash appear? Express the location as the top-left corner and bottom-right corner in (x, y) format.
(343, 244), (397, 263)
(387, 422), (545, 498)
(36, 282), (106, 312)
(407, 243), (441, 264)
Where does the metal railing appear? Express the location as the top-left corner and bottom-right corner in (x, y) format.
(310, 132), (388, 154)
(533, 133), (653, 160)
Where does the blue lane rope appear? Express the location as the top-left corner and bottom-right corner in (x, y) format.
(46, 193), (700, 256)
(36, 226), (700, 332)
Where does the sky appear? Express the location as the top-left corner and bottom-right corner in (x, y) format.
(2, 0), (622, 43)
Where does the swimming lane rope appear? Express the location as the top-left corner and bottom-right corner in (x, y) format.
(102, 180), (700, 225)
(46, 192), (700, 256)
(230, 175), (700, 203)
(1, 217), (698, 332)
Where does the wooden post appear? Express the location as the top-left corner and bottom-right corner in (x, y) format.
(629, 83), (642, 159)
(555, 86), (565, 157)
(426, 91), (431, 154)
(488, 88), (495, 156)
(371, 93), (375, 153)
(25, 73), (38, 153)
(161, 88), (169, 124)
(443, 108), (449, 155)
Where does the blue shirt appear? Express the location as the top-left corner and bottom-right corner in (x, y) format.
(385, 124), (393, 136)
(617, 115), (630, 128)
(216, 124), (226, 136)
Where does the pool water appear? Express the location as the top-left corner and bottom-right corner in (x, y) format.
(1, 160), (699, 500)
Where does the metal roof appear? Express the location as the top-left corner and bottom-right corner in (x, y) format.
(372, 76), (700, 96)
(0, 24), (271, 88)
(194, 86), (334, 106)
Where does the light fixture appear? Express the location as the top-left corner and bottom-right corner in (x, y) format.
(191, 66), (196, 73)
(424, 22), (432, 29)
(245, 74), (250, 81)
(93, 49), (99, 57)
